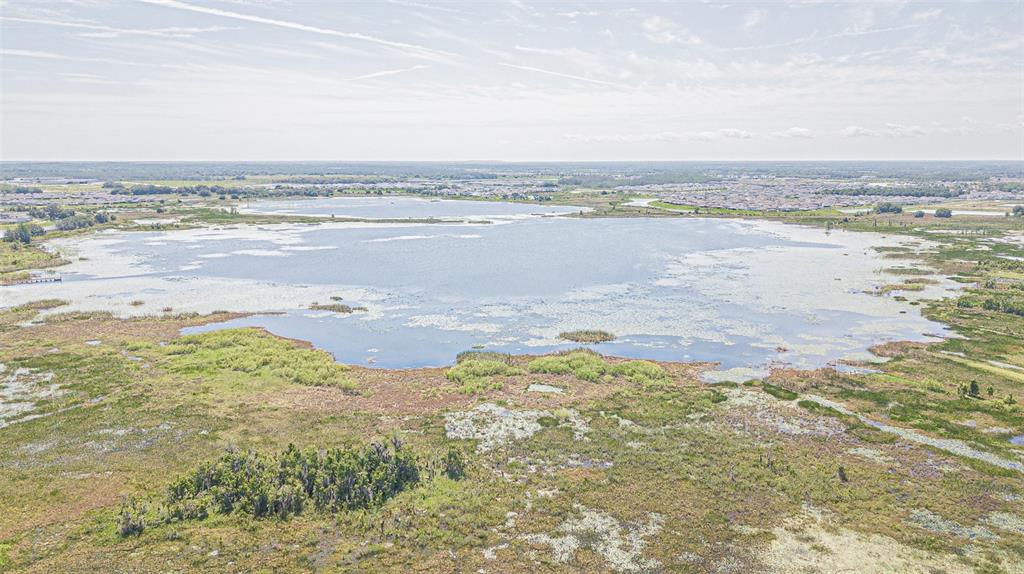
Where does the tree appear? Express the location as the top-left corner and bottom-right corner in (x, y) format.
(969, 380), (980, 397)
(913, 210), (925, 218)
(875, 202), (903, 214)
(987, 386), (994, 397)
(935, 208), (953, 218)
(1012, 205), (1024, 217)
(2, 223), (38, 244)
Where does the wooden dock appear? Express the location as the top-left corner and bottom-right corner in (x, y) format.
(2, 276), (61, 286)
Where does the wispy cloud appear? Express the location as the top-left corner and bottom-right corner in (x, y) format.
(642, 16), (702, 46)
(497, 62), (628, 88)
(346, 64), (428, 81)
(742, 9), (767, 32)
(1, 16), (233, 38)
(840, 125), (879, 138)
(772, 127), (813, 139)
(140, 0), (456, 61)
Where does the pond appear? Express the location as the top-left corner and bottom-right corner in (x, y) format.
(6, 199), (956, 379)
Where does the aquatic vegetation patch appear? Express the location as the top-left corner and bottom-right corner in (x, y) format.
(558, 329), (616, 343)
(10, 299), (68, 312)
(308, 302), (367, 314)
(164, 328), (357, 391)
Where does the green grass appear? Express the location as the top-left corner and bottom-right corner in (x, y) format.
(762, 383), (798, 401)
(164, 328), (357, 391)
(445, 356), (523, 393)
(527, 350), (667, 385)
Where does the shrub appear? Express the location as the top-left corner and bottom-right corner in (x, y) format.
(528, 350), (667, 385)
(610, 360), (667, 385)
(528, 349), (609, 381)
(763, 384), (798, 401)
(443, 447), (466, 480)
(55, 214), (95, 231)
(117, 497), (147, 537)
(874, 203), (902, 214)
(446, 356), (522, 393)
(934, 208), (952, 218)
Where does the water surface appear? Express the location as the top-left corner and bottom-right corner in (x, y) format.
(7, 199), (956, 378)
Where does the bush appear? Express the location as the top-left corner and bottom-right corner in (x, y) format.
(117, 497), (148, 537)
(528, 349), (609, 382)
(913, 210), (925, 218)
(446, 356), (522, 393)
(610, 360), (667, 385)
(528, 350), (667, 385)
(55, 214), (95, 231)
(874, 203), (902, 214)
(443, 447), (466, 480)
(763, 384), (798, 401)
(934, 208), (952, 218)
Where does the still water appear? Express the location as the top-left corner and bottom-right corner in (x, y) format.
(12, 198), (954, 378)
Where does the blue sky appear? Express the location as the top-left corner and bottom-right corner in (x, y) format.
(1, 0), (1021, 160)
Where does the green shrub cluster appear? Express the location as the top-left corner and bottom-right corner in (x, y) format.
(446, 356), (523, 393)
(166, 439), (427, 521)
(527, 350), (667, 384)
(165, 328), (356, 390)
(762, 383), (798, 401)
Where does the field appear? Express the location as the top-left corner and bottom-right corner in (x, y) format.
(1, 185), (1024, 573)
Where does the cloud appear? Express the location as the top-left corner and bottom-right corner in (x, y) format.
(911, 8), (943, 23)
(345, 65), (428, 81)
(1, 16), (233, 38)
(840, 124), (927, 138)
(642, 16), (701, 46)
(742, 9), (767, 31)
(497, 63), (628, 88)
(772, 127), (813, 139)
(717, 128), (753, 139)
(884, 123), (927, 137)
(840, 126), (879, 138)
(140, 0), (456, 61)
(565, 128), (754, 143)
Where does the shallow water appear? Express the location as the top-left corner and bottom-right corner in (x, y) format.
(7, 199), (956, 375)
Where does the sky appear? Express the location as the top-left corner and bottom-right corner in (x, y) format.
(1, 0), (1022, 161)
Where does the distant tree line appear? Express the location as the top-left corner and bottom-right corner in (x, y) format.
(826, 186), (962, 198)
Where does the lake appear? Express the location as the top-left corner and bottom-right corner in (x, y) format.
(6, 198), (955, 379)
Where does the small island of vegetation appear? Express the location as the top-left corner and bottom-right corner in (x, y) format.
(558, 329), (616, 343)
